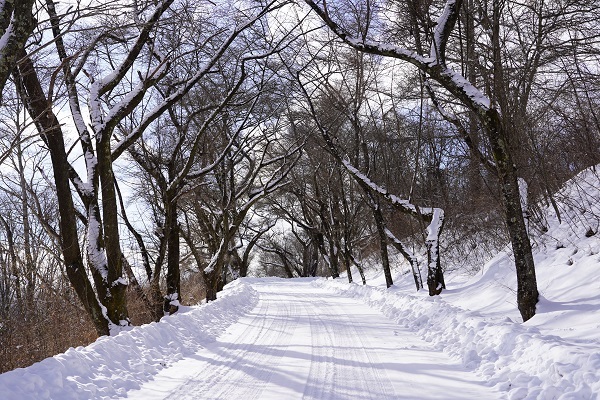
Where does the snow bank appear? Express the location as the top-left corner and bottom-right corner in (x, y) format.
(315, 165), (600, 400)
(0, 280), (259, 400)
(313, 278), (599, 399)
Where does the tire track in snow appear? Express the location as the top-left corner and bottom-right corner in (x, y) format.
(302, 291), (396, 400)
(162, 294), (282, 399)
(302, 298), (336, 400)
(209, 287), (298, 400)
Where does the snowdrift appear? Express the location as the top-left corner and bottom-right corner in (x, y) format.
(315, 165), (600, 399)
(0, 280), (259, 400)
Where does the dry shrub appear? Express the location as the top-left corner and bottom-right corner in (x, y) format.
(0, 288), (97, 374)
(125, 287), (158, 326)
(180, 271), (206, 306)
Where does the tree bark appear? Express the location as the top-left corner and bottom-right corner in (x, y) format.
(0, 0), (36, 97)
(373, 204), (393, 288)
(163, 193), (181, 314)
(96, 139), (129, 327)
(486, 110), (538, 321)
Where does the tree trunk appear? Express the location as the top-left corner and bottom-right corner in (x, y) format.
(303, 238), (319, 277)
(373, 204), (393, 288)
(204, 267), (221, 301)
(0, 0), (36, 97)
(163, 193), (180, 314)
(487, 109), (538, 321)
(203, 236), (229, 301)
(348, 252), (367, 285)
(14, 53), (108, 336)
(96, 138), (129, 327)
(426, 239), (445, 295)
(327, 238), (340, 278)
(343, 250), (353, 283)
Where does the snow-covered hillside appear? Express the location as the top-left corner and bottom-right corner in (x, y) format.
(321, 165), (600, 399)
(0, 166), (598, 400)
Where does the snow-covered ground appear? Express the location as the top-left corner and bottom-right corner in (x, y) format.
(324, 166), (600, 399)
(0, 166), (598, 399)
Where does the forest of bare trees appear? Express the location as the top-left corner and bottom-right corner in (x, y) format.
(0, 0), (598, 372)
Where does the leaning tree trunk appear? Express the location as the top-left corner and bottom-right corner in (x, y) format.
(425, 209), (445, 295)
(348, 252), (367, 285)
(487, 109), (538, 322)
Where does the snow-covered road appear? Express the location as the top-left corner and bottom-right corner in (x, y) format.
(127, 279), (500, 399)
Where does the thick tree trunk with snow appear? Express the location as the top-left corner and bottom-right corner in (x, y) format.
(14, 53), (109, 336)
(97, 139), (129, 327)
(426, 240), (445, 296)
(0, 0), (36, 97)
(425, 209), (445, 296)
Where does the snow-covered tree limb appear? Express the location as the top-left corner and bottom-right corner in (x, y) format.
(0, 0), (36, 99)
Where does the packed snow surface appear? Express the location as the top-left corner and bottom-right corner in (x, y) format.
(0, 166), (598, 399)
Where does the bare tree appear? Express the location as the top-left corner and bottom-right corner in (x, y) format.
(13, 0), (290, 334)
(301, 0), (540, 320)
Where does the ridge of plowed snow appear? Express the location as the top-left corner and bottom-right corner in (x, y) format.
(0, 281), (259, 400)
(316, 165), (600, 399)
(313, 278), (599, 399)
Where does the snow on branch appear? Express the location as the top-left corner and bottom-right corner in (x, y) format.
(95, 0), (175, 97)
(303, 0), (491, 112)
(341, 158), (435, 218)
(384, 227), (417, 264)
(111, 2), (283, 160)
(430, 0), (460, 66)
(426, 208), (445, 244)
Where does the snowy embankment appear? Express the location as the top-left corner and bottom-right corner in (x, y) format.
(313, 279), (599, 399)
(316, 166), (600, 400)
(0, 281), (259, 400)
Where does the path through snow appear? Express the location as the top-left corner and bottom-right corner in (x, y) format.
(127, 279), (500, 399)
